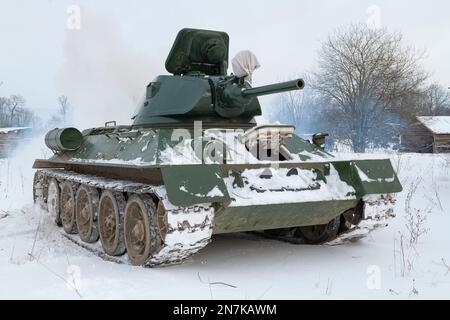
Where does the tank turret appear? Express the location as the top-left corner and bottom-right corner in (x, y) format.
(132, 28), (304, 126)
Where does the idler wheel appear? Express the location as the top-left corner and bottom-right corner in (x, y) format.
(295, 216), (340, 244)
(340, 200), (365, 233)
(124, 195), (161, 266)
(76, 185), (100, 243)
(47, 178), (62, 226)
(98, 191), (126, 256)
(60, 181), (77, 234)
(343, 200), (364, 225)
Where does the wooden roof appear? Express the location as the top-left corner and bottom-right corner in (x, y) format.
(416, 117), (450, 135)
(0, 127), (32, 134)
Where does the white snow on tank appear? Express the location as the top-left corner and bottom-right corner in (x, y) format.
(69, 157), (154, 166)
(179, 185), (224, 198)
(225, 164), (356, 207)
(355, 164), (395, 183)
(159, 138), (202, 164)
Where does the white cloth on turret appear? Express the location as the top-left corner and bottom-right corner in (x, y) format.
(231, 50), (261, 83)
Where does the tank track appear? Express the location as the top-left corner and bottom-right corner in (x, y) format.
(326, 194), (396, 245)
(254, 194), (396, 245)
(33, 169), (396, 266)
(33, 169), (214, 267)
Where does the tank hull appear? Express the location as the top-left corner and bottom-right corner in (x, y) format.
(213, 200), (359, 234)
(33, 126), (402, 236)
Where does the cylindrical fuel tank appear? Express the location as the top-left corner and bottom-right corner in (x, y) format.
(45, 128), (83, 152)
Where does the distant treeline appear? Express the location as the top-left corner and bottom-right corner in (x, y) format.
(0, 94), (38, 128)
(0, 91), (70, 130)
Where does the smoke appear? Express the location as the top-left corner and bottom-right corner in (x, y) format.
(57, 10), (158, 129)
(0, 10), (160, 209)
(0, 135), (48, 210)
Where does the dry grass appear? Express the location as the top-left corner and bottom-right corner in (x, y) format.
(394, 178), (431, 277)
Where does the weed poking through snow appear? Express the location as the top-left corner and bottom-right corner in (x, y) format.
(394, 178), (431, 277)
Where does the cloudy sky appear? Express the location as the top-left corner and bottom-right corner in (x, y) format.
(0, 0), (449, 127)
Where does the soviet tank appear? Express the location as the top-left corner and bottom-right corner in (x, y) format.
(32, 28), (402, 267)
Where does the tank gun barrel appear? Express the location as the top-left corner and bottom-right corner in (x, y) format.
(241, 79), (305, 98)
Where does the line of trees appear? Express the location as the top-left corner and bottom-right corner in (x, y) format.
(274, 24), (450, 152)
(0, 85), (72, 130)
(0, 94), (38, 128)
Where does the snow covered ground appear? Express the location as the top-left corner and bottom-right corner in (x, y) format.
(0, 138), (449, 299)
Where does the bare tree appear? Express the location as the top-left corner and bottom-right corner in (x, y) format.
(416, 83), (450, 116)
(0, 93), (40, 128)
(58, 95), (69, 126)
(276, 89), (308, 130)
(398, 83), (450, 129)
(313, 24), (428, 152)
(274, 74), (332, 135)
(8, 95), (26, 125)
(0, 97), (8, 126)
(15, 107), (38, 127)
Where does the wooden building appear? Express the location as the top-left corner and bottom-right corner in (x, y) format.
(0, 127), (32, 158)
(400, 116), (450, 153)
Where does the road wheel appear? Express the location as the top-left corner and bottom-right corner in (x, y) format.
(124, 195), (161, 266)
(60, 181), (77, 234)
(47, 178), (62, 226)
(76, 185), (100, 243)
(295, 217), (340, 244)
(98, 191), (126, 256)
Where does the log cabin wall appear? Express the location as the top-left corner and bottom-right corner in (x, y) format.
(0, 129), (32, 158)
(434, 134), (450, 153)
(400, 122), (434, 153)
(401, 119), (450, 153)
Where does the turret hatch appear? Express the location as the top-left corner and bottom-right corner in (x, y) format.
(165, 28), (229, 76)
